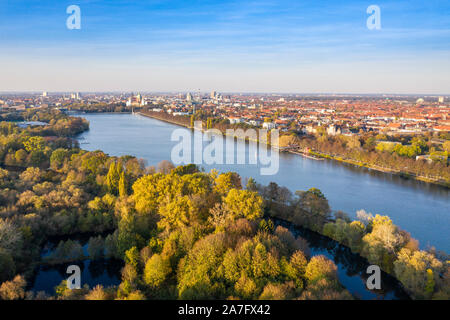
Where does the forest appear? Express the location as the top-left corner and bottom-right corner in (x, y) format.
(0, 110), (448, 300)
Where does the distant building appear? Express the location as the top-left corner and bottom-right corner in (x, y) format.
(126, 93), (145, 107)
(438, 96), (445, 104)
(327, 125), (342, 136)
(228, 117), (243, 124)
(42, 91), (48, 97)
(263, 122), (276, 130)
(186, 93), (193, 102)
(210, 90), (217, 99)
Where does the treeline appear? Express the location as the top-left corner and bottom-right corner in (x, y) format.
(293, 133), (449, 184)
(68, 103), (131, 113)
(0, 110), (89, 169)
(254, 181), (450, 300)
(0, 111), (448, 301)
(140, 110), (257, 133)
(47, 167), (353, 300)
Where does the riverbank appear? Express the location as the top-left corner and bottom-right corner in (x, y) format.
(137, 111), (274, 147)
(308, 150), (450, 188)
(137, 111), (449, 188)
(272, 217), (411, 300)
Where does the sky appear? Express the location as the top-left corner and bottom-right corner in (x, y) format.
(0, 0), (449, 94)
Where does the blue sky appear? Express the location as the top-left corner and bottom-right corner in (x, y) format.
(0, 0), (449, 93)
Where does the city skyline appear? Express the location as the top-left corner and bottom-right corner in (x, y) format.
(0, 0), (449, 93)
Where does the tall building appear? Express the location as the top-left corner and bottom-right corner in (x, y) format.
(438, 96), (444, 103)
(126, 92), (145, 107)
(42, 91), (48, 97)
(186, 92), (193, 102)
(210, 90), (217, 99)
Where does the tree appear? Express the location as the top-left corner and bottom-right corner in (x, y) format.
(346, 136), (361, 149)
(177, 233), (227, 299)
(259, 282), (295, 300)
(106, 161), (122, 195)
(125, 246), (140, 270)
(278, 135), (300, 148)
(85, 285), (110, 300)
(0, 249), (15, 283)
(158, 196), (195, 230)
(23, 136), (44, 153)
(294, 188), (331, 231)
(14, 149), (28, 165)
(157, 160), (175, 174)
(214, 172), (242, 195)
(0, 275), (26, 300)
(118, 171), (128, 197)
(223, 189), (263, 221)
(425, 269), (435, 299)
(246, 177), (257, 191)
(394, 248), (442, 298)
(50, 148), (69, 170)
(305, 255), (337, 283)
(144, 254), (171, 287)
(117, 212), (141, 257)
(290, 250), (308, 277)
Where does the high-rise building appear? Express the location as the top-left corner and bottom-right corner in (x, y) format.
(210, 90), (217, 99)
(438, 96), (444, 103)
(42, 91), (48, 97)
(186, 92), (193, 102)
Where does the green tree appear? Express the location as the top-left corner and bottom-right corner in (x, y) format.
(125, 246), (140, 269)
(223, 189), (263, 221)
(119, 171), (128, 197)
(425, 269), (435, 298)
(143, 254), (171, 287)
(106, 161), (122, 194)
(23, 136), (44, 153)
(0, 249), (15, 283)
(305, 255), (337, 283)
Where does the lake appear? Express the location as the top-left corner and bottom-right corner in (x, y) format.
(30, 233), (123, 295)
(76, 112), (449, 252)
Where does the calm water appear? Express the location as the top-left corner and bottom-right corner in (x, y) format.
(275, 219), (409, 300)
(31, 227), (408, 299)
(76, 113), (449, 252)
(30, 234), (122, 295)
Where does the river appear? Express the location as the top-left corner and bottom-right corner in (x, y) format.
(29, 233), (123, 295)
(75, 112), (449, 252)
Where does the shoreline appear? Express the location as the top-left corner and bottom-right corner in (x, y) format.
(136, 111), (274, 147)
(136, 111), (449, 189)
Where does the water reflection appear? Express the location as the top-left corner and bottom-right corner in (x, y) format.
(75, 113), (449, 251)
(29, 259), (123, 295)
(30, 233), (123, 295)
(275, 219), (410, 300)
